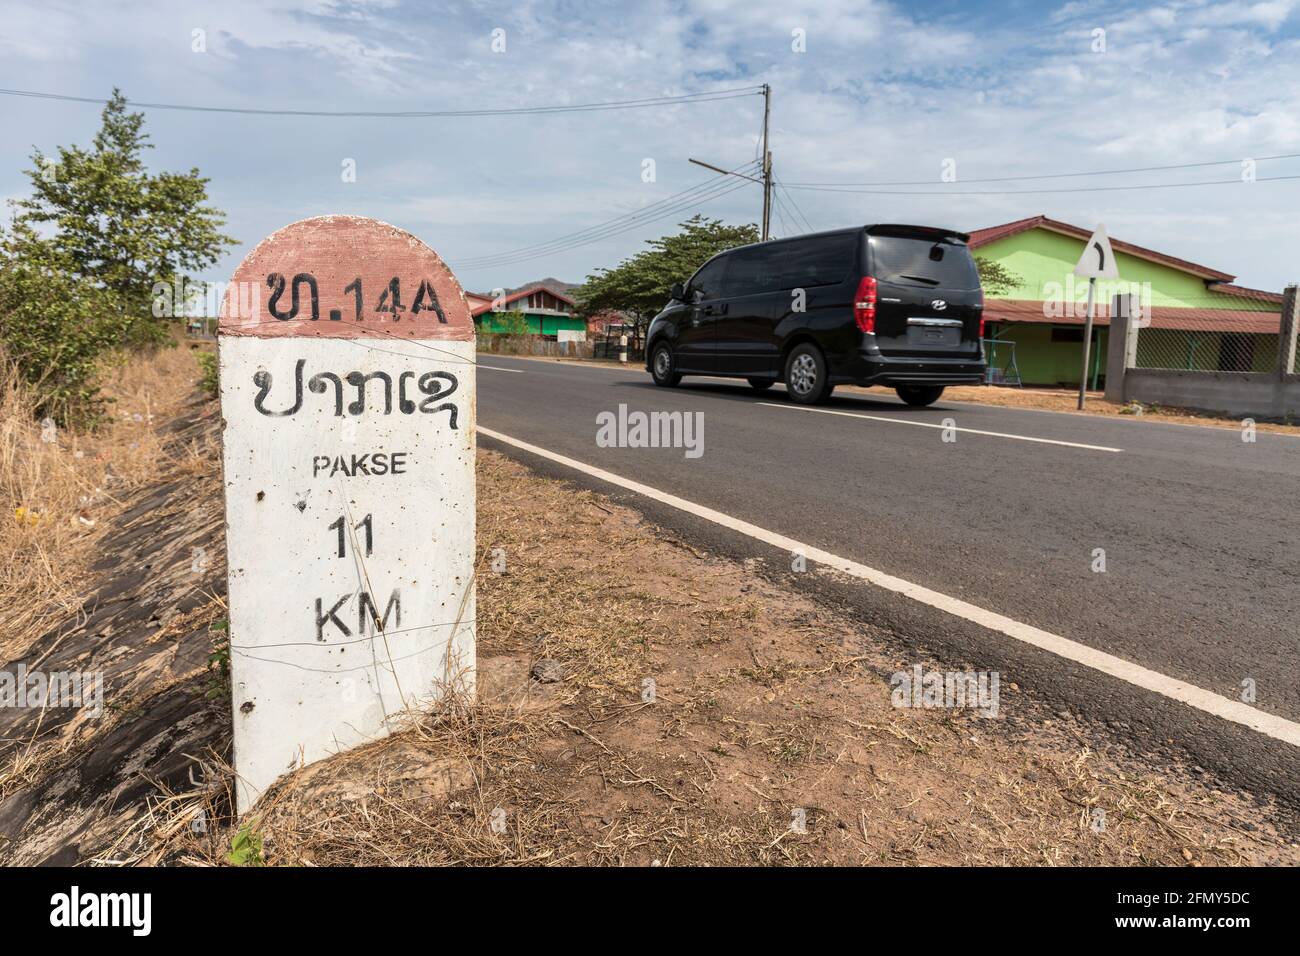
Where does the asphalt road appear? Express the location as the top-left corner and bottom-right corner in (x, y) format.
(476, 355), (1300, 808)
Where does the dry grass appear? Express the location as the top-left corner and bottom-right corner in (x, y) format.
(131, 450), (1298, 868)
(0, 341), (210, 661)
(6, 349), (1296, 866)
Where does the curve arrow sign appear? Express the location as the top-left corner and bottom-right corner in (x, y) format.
(1074, 223), (1120, 279)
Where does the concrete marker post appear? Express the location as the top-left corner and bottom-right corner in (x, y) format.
(217, 216), (476, 812)
(1276, 286), (1298, 379)
(1104, 293), (1137, 404)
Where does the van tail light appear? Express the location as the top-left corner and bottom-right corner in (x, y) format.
(976, 288), (985, 339)
(854, 276), (877, 334)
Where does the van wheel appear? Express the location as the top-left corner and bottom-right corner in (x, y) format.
(747, 378), (774, 391)
(784, 343), (832, 404)
(651, 343), (681, 387)
(895, 385), (945, 407)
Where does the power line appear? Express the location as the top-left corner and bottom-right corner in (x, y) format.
(773, 178), (814, 233)
(0, 85), (764, 118)
(778, 196), (808, 235)
(780, 173), (1300, 196)
(771, 198), (792, 238)
(454, 160), (760, 269)
(455, 162), (757, 267)
(770, 190), (804, 237)
(782, 151), (1300, 187)
(454, 176), (754, 272)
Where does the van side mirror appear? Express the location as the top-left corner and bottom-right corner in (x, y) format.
(670, 282), (685, 301)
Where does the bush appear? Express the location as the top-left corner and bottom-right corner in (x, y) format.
(0, 89), (233, 425)
(0, 244), (127, 425)
(195, 350), (218, 397)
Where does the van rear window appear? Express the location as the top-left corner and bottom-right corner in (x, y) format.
(869, 236), (979, 290)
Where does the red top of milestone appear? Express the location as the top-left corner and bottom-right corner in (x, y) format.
(220, 216), (474, 341)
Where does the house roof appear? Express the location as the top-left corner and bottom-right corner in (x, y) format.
(968, 215), (1250, 287)
(468, 284), (577, 317)
(983, 297), (1281, 334)
(1204, 282), (1284, 304)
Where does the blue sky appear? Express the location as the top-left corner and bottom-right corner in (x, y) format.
(2, 0), (1299, 292)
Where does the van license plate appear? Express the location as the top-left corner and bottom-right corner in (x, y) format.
(908, 325), (960, 347)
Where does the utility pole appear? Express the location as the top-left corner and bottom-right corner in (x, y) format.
(687, 84), (774, 239)
(760, 83), (772, 241)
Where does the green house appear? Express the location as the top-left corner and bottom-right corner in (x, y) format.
(468, 285), (587, 336)
(970, 216), (1284, 387)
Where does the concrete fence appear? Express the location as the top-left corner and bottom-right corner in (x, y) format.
(1106, 286), (1300, 421)
(476, 333), (594, 359)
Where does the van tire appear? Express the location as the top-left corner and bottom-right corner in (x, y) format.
(747, 378), (774, 391)
(784, 343), (832, 404)
(651, 343), (681, 387)
(895, 384), (945, 407)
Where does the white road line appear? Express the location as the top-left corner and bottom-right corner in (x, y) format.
(478, 426), (1300, 748)
(758, 402), (1123, 453)
(477, 363), (526, 373)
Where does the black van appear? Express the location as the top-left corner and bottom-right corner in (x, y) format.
(644, 224), (985, 405)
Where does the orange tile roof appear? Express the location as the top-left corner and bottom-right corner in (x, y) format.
(984, 297), (1280, 334)
(469, 284), (577, 317)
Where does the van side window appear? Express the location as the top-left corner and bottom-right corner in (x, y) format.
(777, 235), (855, 289)
(721, 245), (782, 298)
(688, 256), (727, 300)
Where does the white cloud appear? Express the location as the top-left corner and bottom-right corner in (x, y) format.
(0, 0), (1297, 290)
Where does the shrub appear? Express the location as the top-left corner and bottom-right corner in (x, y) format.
(0, 240), (126, 425)
(195, 350), (218, 397)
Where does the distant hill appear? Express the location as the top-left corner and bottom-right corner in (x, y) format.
(507, 277), (578, 296)
(468, 277), (580, 300)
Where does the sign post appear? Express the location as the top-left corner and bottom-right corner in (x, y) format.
(1073, 223), (1119, 410)
(218, 216), (476, 812)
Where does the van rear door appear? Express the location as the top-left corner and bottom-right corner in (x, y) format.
(866, 228), (982, 357)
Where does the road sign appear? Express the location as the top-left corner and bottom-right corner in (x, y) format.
(1073, 224), (1118, 408)
(218, 215), (476, 812)
(1073, 223), (1120, 279)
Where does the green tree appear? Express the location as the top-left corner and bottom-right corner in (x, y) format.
(0, 89), (235, 421)
(975, 256), (1023, 297)
(12, 89), (235, 343)
(496, 309), (530, 336)
(575, 215), (759, 327)
(0, 225), (123, 422)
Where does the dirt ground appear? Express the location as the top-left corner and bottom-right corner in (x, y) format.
(180, 453), (1299, 867)
(4, 348), (1298, 866)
